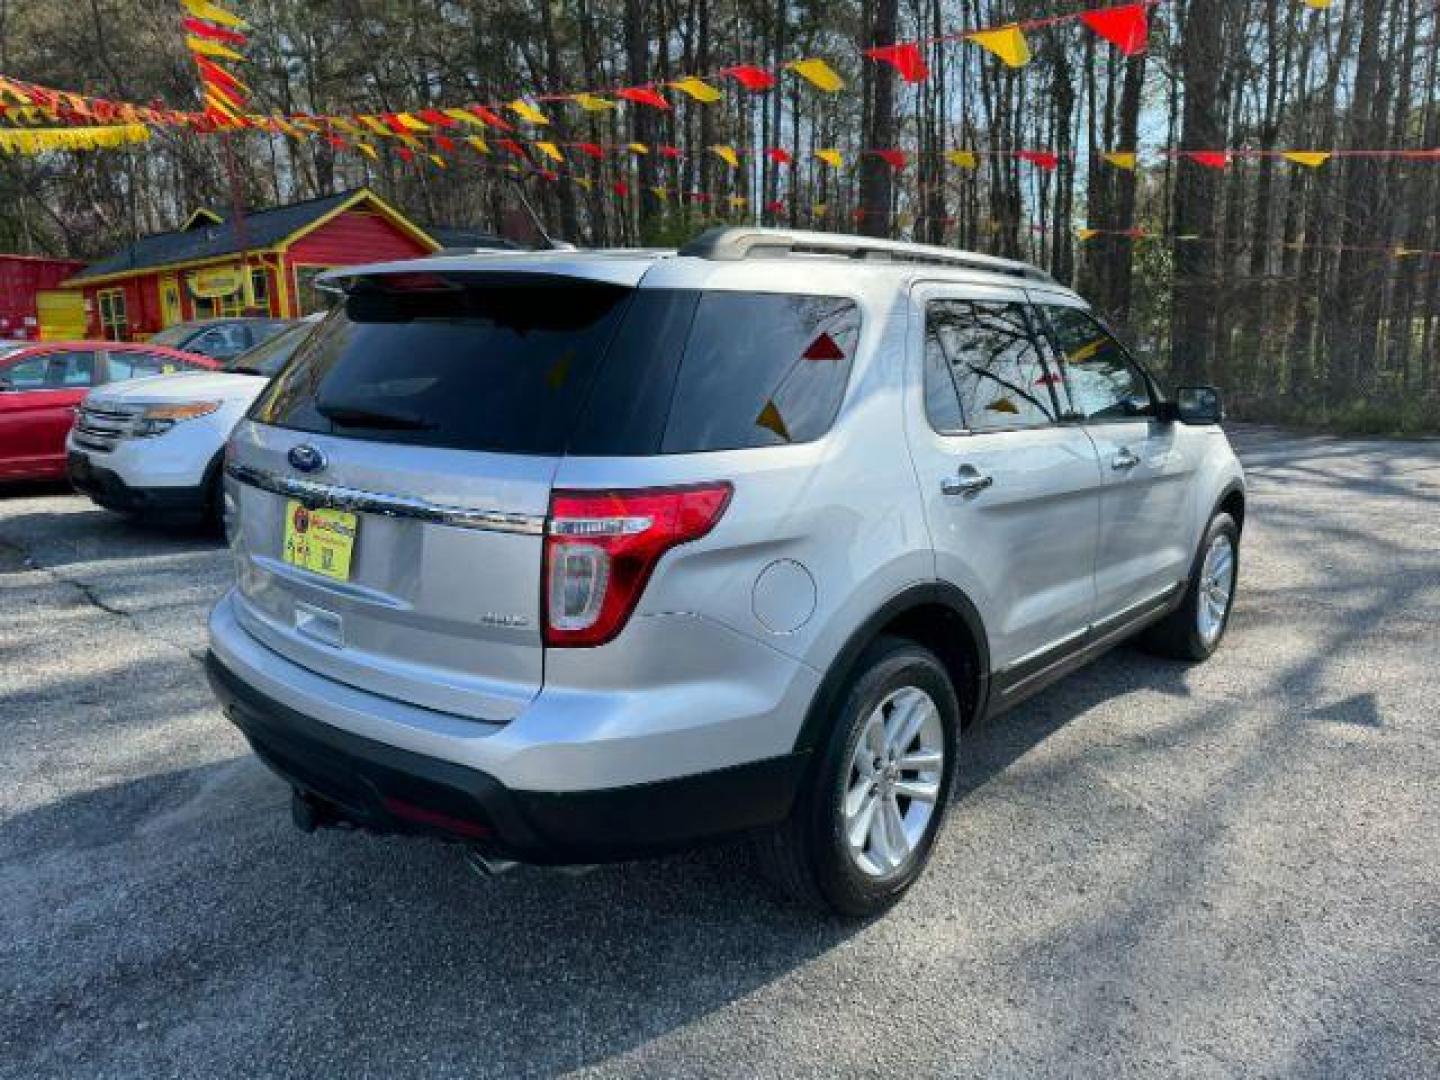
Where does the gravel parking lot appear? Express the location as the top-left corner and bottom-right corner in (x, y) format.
(2, 426), (1437, 1078)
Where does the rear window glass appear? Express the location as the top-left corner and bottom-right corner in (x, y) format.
(251, 279), (631, 455)
(251, 277), (859, 456)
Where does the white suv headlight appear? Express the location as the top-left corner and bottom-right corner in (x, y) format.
(132, 401), (221, 437)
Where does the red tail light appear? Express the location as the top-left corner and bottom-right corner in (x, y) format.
(543, 483), (733, 647)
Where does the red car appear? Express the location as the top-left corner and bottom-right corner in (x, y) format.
(0, 341), (219, 483)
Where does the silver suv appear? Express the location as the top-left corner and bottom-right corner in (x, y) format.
(206, 229), (1245, 916)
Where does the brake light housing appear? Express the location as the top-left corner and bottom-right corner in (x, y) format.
(543, 483), (733, 647)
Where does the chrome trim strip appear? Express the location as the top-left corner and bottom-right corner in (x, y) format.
(226, 463), (546, 536)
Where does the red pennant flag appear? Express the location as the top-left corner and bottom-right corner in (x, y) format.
(434, 135), (456, 152)
(397, 148), (415, 162)
(467, 105), (514, 131)
(577, 142), (605, 158)
(765, 199), (786, 214)
(616, 86), (670, 109)
(1080, 4), (1150, 57)
(325, 134), (347, 149)
(382, 113), (410, 135)
(613, 180), (630, 197)
(539, 169), (559, 182)
(686, 191), (712, 203)
(766, 147), (793, 165)
(1034, 371), (1064, 387)
(865, 42), (930, 83)
(873, 149), (907, 169)
(182, 17), (247, 46)
(723, 65), (777, 91)
(1018, 150), (1059, 170)
(658, 145), (683, 159)
(1187, 151), (1230, 169)
(498, 138), (528, 159)
(419, 108), (457, 128)
(802, 332), (846, 361)
(852, 208), (868, 223)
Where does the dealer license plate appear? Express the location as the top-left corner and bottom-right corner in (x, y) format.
(282, 499), (357, 582)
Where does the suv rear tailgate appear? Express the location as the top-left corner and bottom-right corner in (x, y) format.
(227, 421), (552, 722)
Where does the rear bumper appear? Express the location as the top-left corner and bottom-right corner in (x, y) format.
(68, 451), (209, 516)
(207, 650), (808, 861)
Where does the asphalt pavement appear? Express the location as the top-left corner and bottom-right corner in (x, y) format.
(1, 426), (1437, 1078)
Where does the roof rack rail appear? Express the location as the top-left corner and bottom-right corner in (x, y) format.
(679, 227), (1053, 283)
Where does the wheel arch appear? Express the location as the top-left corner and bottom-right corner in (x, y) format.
(792, 581), (991, 755)
(1214, 480), (1246, 535)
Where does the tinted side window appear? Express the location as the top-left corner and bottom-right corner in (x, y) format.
(3, 354), (51, 389)
(192, 324), (251, 358)
(1041, 306), (1151, 421)
(47, 351), (98, 387)
(660, 293), (859, 451)
(105, 352), (171, 381)
(927, 300), (1059, 431)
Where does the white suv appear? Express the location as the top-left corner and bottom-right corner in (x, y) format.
(205, 230), (1244, 916)
(69, 318), (318, 523)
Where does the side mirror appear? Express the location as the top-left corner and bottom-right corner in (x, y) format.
(1170, 385), (1224, 425)
(0, 377), (12, 392)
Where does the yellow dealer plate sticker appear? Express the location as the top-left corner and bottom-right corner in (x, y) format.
(282, 500), (357, 582)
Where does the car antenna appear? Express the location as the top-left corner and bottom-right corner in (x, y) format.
(502, 174), (576, 252)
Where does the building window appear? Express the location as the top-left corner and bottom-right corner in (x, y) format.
(215, 290), (245, 318)
(294, 266), (338, 315)
(97, 289), (128, 341)
(249, 268), (270, 314)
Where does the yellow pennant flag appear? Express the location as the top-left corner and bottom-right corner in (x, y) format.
(354, 142), (378, 160)
(712, 145), (740, 168)
(815, 148), (843, 168)
(534, 141), (564, 162)
(1103, 150), (1137, 170)
(574, 177), (593, 191)
(755, 400), (792, 442)
(571, 93), (616, 112)
(395, 113), (430, 132)
(358, 115), (390, 136)
(508, 99), (550, 125)
(968, 24), (1031, 68)
(1303, 0), (1331, 8)
(787, 58), (845, 92)
(0, 123), (151, 154)
(1077, 228), (1101, 241)
(182, 0), (246, 29)
(1393, 247), (1421, 258)
(1282, 151), (1331, 168)
(627, 142), (649, 154)
(812, 203), (828, 217)
(271, 116), (303, 138)
(651, 185), (669, 200)
(429, 155), (447, 168)
(946, 149), (978, 169)
(185, 37), (244, 61)
(987, 397), (1020, 415)
(729, 196), (748, 209)
(443, 108), (486, 127)
(671, 77), (723, 103)
(466, 136), (490, 154)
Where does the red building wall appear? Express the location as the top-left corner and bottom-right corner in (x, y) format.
(283, 208), (435, 314)
(0, 255), (86, 339)
(80, 276), (163, 340)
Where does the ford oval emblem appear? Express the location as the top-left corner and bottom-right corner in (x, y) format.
(288, 444), (327, 474)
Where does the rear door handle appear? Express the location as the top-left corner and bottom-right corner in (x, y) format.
(1112, 448), (1140, 471)
(941, 466), (994, 497)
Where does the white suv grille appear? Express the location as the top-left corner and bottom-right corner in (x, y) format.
(73, 403), (141, 453)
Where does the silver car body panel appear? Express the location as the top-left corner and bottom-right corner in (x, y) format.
(213, 243), (1245, 794)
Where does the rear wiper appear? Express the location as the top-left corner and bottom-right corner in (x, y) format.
(315, 400), (437, 430)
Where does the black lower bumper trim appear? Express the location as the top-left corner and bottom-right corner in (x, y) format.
(68, 452), (207, 516)
(205, 651), (808, 863)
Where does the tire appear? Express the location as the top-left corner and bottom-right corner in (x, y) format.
(753, 636), (961, 917)
(1138, 512), (1239, 662)
(201, 455), (227, 535)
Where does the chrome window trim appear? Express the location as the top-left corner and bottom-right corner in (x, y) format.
(226, 463), (546, 536)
